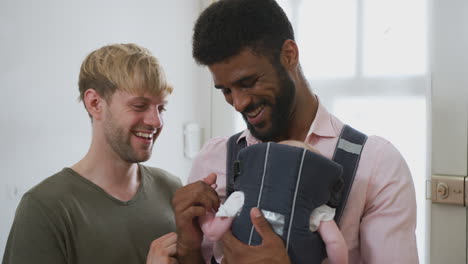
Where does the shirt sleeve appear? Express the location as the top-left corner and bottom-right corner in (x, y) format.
(359, 141), (419, 263)
(188, 136), (229, 200)
(188, 136), (229, 264)
(3, 193), (67, 264)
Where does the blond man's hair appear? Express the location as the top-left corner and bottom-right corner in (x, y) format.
(78, 43), (173, 104)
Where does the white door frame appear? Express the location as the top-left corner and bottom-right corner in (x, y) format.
(429, 0), (468, 263)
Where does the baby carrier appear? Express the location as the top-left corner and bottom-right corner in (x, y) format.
(217, 125), (367, 264)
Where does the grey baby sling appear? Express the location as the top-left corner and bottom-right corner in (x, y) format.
(213, 125), (367, 264)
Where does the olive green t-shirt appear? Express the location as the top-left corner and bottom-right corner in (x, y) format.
(2, 165), (182, 264)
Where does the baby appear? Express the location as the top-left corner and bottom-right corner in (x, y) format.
(199, 141), (348, 264)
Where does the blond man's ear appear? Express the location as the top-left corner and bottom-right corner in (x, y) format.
(83, 89), (105, 121)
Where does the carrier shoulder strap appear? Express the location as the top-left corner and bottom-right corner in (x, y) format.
(226, 132), (247, 198)
(332, 124), (367, 224)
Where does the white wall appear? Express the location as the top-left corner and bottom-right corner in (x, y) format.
(0, 0), (211, 258)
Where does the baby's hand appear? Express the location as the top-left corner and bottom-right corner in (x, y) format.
(200, 191), (245, 242)
(216, 191), (245, 217)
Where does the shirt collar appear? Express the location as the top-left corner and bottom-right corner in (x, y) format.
(307, 97), (336, 138)
(237, 129), (260, 146)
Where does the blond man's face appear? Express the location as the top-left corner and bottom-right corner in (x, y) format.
(102, 90), (168, 163)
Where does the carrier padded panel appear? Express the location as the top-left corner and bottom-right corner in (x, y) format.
(231, 142), (343, 264)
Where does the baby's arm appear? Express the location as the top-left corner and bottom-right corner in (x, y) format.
(200, 214), (235, 242)
(318, 220), (348, 264)
(199, 191), (245, 242)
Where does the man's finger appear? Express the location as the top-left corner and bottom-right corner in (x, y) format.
(178, 206), (207, 225)
(202, 173), (217, 185)
(203, 173), (218, 185)
(221, 229), (245, 251)
(157, 232), (175, 241)
(157, 232), (177, 247)
(166, 243), (177, 256)
(250, 207), (277, 241)
(173, 184), (220, 213)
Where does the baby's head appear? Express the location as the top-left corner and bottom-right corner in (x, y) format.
(279, 140), (320, 154)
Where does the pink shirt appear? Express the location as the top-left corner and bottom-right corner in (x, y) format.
(188, 102), (418, 264)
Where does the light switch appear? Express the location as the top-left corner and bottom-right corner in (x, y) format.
(184, 122), (201, 159)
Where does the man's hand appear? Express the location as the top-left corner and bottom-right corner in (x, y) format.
(171, 173), (220, 264)
(221, 208), (291, 264)
(146, 232), (178, 264)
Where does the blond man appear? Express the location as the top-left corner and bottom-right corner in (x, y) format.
(3, 44), (181, 264)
